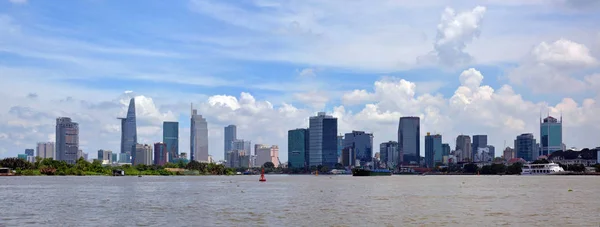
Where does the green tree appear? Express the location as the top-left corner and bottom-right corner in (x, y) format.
(594, 164), (600, 173)
(463, 163), (479, 173)
(490, 163), (506, 174)
(0, 157), (32, 170)
(506, 163), (523, 174)
(319, 165), (330, 173)
(263, 162), (275, 169)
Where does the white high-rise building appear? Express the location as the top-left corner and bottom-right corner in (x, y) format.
(255, 144), (279, 167)
(36, 142), (55, 159)
(134, 144), (153, 166)
(190, 107), (209, 162)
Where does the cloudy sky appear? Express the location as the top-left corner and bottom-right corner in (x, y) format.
(1, 0), (600, 161)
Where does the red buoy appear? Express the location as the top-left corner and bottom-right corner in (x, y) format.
(259, 168), (266, 182)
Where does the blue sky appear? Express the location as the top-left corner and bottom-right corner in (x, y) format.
(1, 0), (600, 161)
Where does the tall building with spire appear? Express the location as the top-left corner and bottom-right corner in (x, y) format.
(540, 115), (562, 156)
(190, 105), (209, 162)
(55, 117), (79, 164)
(118, 98), (137, 164)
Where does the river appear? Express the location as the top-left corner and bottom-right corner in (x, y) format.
(1, 175), (599, 226)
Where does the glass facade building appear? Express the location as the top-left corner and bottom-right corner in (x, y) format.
(163, 121), (179, 162)
(154, 142), (168, 166)
(442, 143), (450, 157)
(343, 131), (373, 166)
(540, 116), (562, 156)
(424, 133), (442, 168)
(309, 112), (338, 168)
(25, 149), (34, 156)
(380, 141), (399, 168)
(514, 133), (537, 162)
(118, 98), (137, 164)
(191, 108), (209, 162)
(471, 135), (488, 162)
(224, 125), (237, 161)
(55, 117), (79, 165)
(288, 128), (308, 169)
(398, 117), (420, 164)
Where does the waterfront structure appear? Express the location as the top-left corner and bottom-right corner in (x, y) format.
(343, 131), (374, 166)
(256, 144), (279, 167)
(424, 133), (442, 168)
(455, 135), (471, 162)
(24, 149), (34, 156)
(55, 117), (79, 164)
(118, 98), (137, 164)
(472, 135), (487, 162)
(190, 107), (209, 162)
(380, 141), (399, 168)
(308, 112), (338, 168)
(288, 128), (309, 169)
(36, 142), (54, 159)
(134, 144), (153, 166)
(97, 149), (113, 162)
(398, 117), (420, 164)
(163, 121), (179, 163)
(224, 125), (237, 160)
(514, 133), (537, 162)
(154, 142), (168, 166)
(540, 116), (563, 156)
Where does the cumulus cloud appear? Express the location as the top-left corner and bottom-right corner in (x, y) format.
(508, 39), (598, 94)
(418, 6), (487, 67)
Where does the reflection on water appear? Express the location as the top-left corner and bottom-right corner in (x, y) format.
(1, 175), (599, 226)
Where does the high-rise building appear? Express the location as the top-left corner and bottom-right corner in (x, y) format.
(425, 133), (442, 168)
(24, 149), (34, 156)
(540, 116), (563, 156)
(118, 98), (137, 164)
(97, 149), (113, 163)
(230, 139), (250, 155)
(134, 144), (153, 166)
(55, 117), (79, 164)
(190, 107), (209, 162)
(82, 152), (88, 161)
(224, 125), (237, 160)
(255, 144), (279, 167)
(341, 147), (355, 167)
(309, 112), (338, 168)
(337, 135), (344, 163)
(343, 131), (373, 166)
(154, 142), (168, 166)
(442, 143), (450, 157)
(380, 141), (399, 168)
(514, 133), (537, 162)
(162, 121), (179, 162)
(487, 145), (495, 159)
(398, 117), (420, 164)
(503, 147), (514, 161)
(37, 142), (55, 159)
(288, 128), (309, 169)
(455, 135), (471, 162)
(472, 135), (488, 162)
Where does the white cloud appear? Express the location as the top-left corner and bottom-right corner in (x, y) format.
(532, 39), (597, 68)
(298, 68), (316, 77)
(293, 90), (329, 110)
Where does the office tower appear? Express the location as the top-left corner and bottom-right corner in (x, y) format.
(163, 121), (179, 162)
(424, 133), (442, 168)
(97, 149), (113, 163)
(83, 152), (88, 161)
(55, 117), (79, 164)
(24, 149), (34, 156)
(230, 139), (251, 155)
(288, 128), (309, 169)
(514, 133), (537, 162)
(380, 141), (399, 169)
(343, 131), (374, 166)
(190, 107), (209, 162)
(17, 154), (27, 160)
(341, 147), (355, 167)
(487, 145), (495, 159)
(442, 143), (450, 157)
(540, 116), (563, 156)
(118, 98), (137, 164)
(398, 117), (420, 164)
(37, 142), (55, 159)
(119, 153), (129, 163)
(134, 144), (153, 166)
(154, 142), (168, 166)
(77, 150), (83, 160)
(472, 135), (488, 162)
(255, 144), (279, 167)
(309, 112), (338, 168)
(503, 147), (514, 161)
(337, 135), (343, 163)
(224, 125), (237, 160)
(455, 135), (472, 162)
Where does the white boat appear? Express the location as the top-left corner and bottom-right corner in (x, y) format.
(521, 163), (565, 175)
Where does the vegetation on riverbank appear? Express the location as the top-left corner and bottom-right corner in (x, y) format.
(0, 157), (236, 176)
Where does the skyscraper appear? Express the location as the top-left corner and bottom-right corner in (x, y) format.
(503, 147), (514, 161)
(380, 141), (399, 168)
(55, 117), (79, 164)
(442, 143), (450, 157)
(24, 149), (34, 156)
(398, 117), (420, 164)
(288, 128), (309, 169)
(424, 133), (442, 168)
(97, 149), (113, 163)
(343, 131), (373, 166)
(309, 112), (338, 168)
(255, 144), (279, 167)
(36, 142), (54, 159)
(455, 135), (471, 162)
(472, 135), (488, 162)
(118, 98), (137, 164)
(134, 144), (153, 166)
(163, 121), (179, 162)
(337, 135), (344, 163)
(487, 145), (495, 159)
(514, 133), (537, 162)
(224, 125), (237, 160)
(154, 142), (168, 166)
(190, 107), (209, 162)
(540, 116), (562, 156)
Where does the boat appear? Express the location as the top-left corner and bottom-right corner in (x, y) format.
(352, 168), (392, 176)
(521, 163), (565, 175)
(0, 168), (14, 176)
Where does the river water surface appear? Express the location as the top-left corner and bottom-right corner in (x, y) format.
(1, 175), (599, 226)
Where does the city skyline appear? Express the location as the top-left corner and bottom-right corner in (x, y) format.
(2, 1), (600, 162)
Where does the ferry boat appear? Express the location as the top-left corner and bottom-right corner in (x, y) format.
(521, 163), (565, 175)
(352, 168), (392, 176)
(0, 168), (14, 176)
